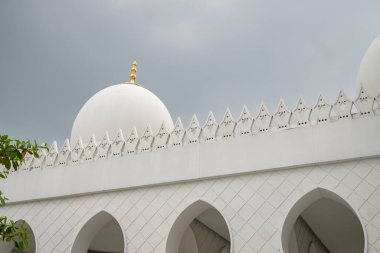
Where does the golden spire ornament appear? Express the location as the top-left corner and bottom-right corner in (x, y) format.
(125, 61), (139, 85)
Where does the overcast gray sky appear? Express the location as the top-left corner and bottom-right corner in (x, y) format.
(0, 0), (379, 145)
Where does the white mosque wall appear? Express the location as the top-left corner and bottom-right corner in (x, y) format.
(0, 88), (379, 252)
(1, 157), (380, 252)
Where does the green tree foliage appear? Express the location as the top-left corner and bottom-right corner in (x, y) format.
(0, 135), (47, 252)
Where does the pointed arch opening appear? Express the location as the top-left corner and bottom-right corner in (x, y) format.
(0, 220), (36, 253)
(281, 188), (366, 253)
(166, 200), (231, 253)
(71, 211), (125, 253)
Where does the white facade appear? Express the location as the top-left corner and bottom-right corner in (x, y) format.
(1, 35), (380, 253)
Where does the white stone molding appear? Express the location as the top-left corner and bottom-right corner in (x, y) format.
(355, 85), (374, 116)
(168, 118), (185, 148)
(139, 125), (154, 153)
(186, 115), (201, 144)
(274, 99), (291, 130)
(46, 141), (58, 168)
(153, 122), (170, 150)
(293, 96), (311, 127)
(255, 102), (272, 133)
(218, 108), (236, 140)
(57, 139), (71, 166)
(111, 129), (125, 158)
(334, 90), (353, 119)
(97, 132), (111, 160)
(236, 105), (253, 136)
(202, 111), (218, 142)
(71, 137), (84, 165)
(313, 93), (332, 123)
(32, 149), (46, 170)
(125, 127), (139, 155)
(20, 153), (34, 171)
(83, 135), (98, 162)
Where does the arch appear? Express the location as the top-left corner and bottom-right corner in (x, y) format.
(281, 187), (366, 253)
(166, 200), (232, 253)
(0, 220), (36, 253)
(71, 210), (125, 253)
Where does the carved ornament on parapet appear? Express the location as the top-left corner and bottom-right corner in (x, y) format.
(355, 85), (374, 116)
(139, 125), (154, 153)
(255, 102), (272, 133)
(314, 93), (332, 123)
(202, 112), (218, 142)
(169, 118), (185, 148)
(46, 141), (59, 168)
(84, 135), (97, 162)
(334, 90), (353, 119)
(112, 129), (125, 157)
(125, 127), (139, 155)
(236, 105), (253, 136)
(71, 137), (84, 164)
(97, 132), (111, 160)
(32, 149), (47, 170)
(219, 108), (236, 139)
(154, 122), (170, 150)
(186, 115), (201, 144)
(293, 96), (311, 127)
(57, 139), (71, 166)
(274, 99), (291, 130)
(20, 153), (34, 171)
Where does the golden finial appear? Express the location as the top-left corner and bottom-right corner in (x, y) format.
(124, 61), (139, 85)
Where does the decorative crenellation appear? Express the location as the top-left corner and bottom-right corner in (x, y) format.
(111, 129), (125, 157)
(236, 105), (253, 136)
(154, 123), (170, 150)
(84, 135), (97, 162)
(125, 127), (139, 155)
(17, 88), (380, 172)
(139, 125), (154, 153)
(169, 118), (185, 148)
(97, 132), (111, 160)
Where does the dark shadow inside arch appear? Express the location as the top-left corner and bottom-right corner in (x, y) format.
(0, 220), (36, 253)
(71, 211), (125, 253)
(282, 188), (365, 253)
(166, 200), (231, 253)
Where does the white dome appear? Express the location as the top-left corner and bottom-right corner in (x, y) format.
(357, 35), (380, 97)
(71, 84), (174, 144)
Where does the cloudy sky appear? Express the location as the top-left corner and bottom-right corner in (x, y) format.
(0, 0), (379, 145)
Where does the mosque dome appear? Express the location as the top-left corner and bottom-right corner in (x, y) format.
(357, 35), (380, 97)
(70, 62), (174, 144)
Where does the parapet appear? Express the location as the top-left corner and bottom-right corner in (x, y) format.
(18, 85), (379, 172)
